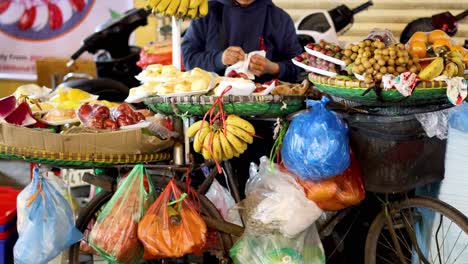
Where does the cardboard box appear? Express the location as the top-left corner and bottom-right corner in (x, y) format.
(0, 123), (173, 154)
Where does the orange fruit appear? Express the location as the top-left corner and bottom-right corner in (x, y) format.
(409, 41), (427, 58)
(432, 38), (452, 50)
(451, 45), (467, 55)
(409, 31), (428, 44)
(464, 53), (468, 67)
(428, 29), (449, 43)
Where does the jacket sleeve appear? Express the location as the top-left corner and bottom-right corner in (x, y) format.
(182, 18), (225, 73)
(276, 17), (304, 82)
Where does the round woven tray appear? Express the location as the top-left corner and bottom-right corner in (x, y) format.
(309, 73), (449, 107)
(0, 144), (171, 167)
(144, 95), (307, 117)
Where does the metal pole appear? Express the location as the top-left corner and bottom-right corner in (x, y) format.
(171, 16), (182, 70)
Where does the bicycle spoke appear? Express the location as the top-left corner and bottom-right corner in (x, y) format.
(452, 240), (468, 263)
(378, 253), (399, 264)
(378, 235), (411, 263)
(444, 229), (463, 264)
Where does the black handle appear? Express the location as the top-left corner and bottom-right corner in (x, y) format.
(455, 9), (468, 21)
(70, 45), (87, 60)
(352, 1), (374, 15)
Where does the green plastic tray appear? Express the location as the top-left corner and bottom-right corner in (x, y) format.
(144, 95), (307, 117)
(309, 74), (450, 107)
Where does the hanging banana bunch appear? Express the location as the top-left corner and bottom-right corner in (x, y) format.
(147, 0), (209, 19)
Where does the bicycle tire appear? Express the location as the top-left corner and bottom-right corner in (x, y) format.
(68, 179), (241, 264)
(69, 190), (113, 264)
(364, 196), (468, 264)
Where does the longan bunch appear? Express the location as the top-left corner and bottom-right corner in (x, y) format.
(343, 39), (421, 84)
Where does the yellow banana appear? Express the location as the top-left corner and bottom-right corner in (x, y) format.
(187, 120), (209, 138)
(447, 56), (465, 77)
(201, 130), (214, 160)
(218, 131), (234, 160)
(225, 124), (253, 144)
(187, 7), (198, 19)
(418, 57), (444, 81)
(193, 126), (210, 153)
(189, 0), (203, 9)
(199, 0), (208, 17)
(444, 62), (458, 77)
(225, 115), (255, 135)
(155, 0), (171, 14)
(212, 131), (224, 161)
(176, 0), (189, 17)
(164, 0), (181, 16)
(148, 0), (163, 10)
(224, 129), (247, 155)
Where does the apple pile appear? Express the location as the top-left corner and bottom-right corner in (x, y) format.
(294, 41), (344, 73)
(78, 103), (145, 130)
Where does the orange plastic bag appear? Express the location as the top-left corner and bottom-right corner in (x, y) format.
(138, 178), (207, 259)
(298, 153), (365, 211)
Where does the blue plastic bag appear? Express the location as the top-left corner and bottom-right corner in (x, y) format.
(14, 167), (83, 264)
(281, 96), (350, 181)
(449, 102), (468, 132)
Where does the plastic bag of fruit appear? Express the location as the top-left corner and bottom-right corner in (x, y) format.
(242, 156), (322, 237)
(14, 167), (83, 264)
(297, 152), (365, 211)
(230, 224), (325, 264)
(88, 164), (156, 263)
(111, 103), (146, 127)
(281, 96), (350, 181)
(138, 178), (207, 259)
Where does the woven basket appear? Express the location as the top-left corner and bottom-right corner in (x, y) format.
(144, 95), (307, 117)
(309, 74), (449, 107)
(0, 144), (171, 167)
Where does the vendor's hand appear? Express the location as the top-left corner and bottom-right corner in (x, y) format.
(222, 46), (245, 66)
(249, 55), (280, 77)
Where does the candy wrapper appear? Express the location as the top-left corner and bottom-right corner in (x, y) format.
(434, 76), (468, 106)
(381, 72), (420, 97)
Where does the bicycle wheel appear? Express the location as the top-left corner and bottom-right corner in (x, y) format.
(365, 196), (468, 264)
(68, 179), (240, 264)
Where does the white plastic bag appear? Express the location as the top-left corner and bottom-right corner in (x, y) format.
(206, 179), (243, 226)
(225, 50), (266, 80)
(243, 156), (322, 237)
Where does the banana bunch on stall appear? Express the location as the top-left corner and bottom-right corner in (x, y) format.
(148, 0), (208, 19)
(419, 50), (466, 80)
(187, 115), (256, 161)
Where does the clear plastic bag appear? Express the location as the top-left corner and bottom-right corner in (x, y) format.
(13, 167), (83, 264)
(242, 157), (322, 237)
(415, 109), (450, 140)
(298, 153), (365, 211)
(281, 96), (350, 181)
(230, 224), (325, 264)
(449, 102), (468, 132)
(88, 164), (155, 263)
(205, 179), (243, 226)
(138, 178), (207, 259)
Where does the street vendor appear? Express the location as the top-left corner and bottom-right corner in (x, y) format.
(181, 0), (303, 82)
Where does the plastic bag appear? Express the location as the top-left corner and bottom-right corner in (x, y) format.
(242, 157), (322, 237)
(449, 102), (468, 132)
(14, 167), (83, 264)
(230, 224), (325, 264)
(281, 96), (350, 181)
(138, 178), (207, 259)
(415, 109), (450, 140)
(137, 41), (173, 69)
(89, 164), (155, 263)
(205, 179), (243, 226)
(298, 153), (365, 211)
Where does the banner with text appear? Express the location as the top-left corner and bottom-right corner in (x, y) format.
(0, 0), (133, 80)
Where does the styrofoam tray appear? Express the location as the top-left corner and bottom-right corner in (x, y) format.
(292, 59), (338, 77)
(304, 47), (346, 66)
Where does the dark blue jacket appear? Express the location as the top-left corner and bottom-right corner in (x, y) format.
(181, 0), (303, 82)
